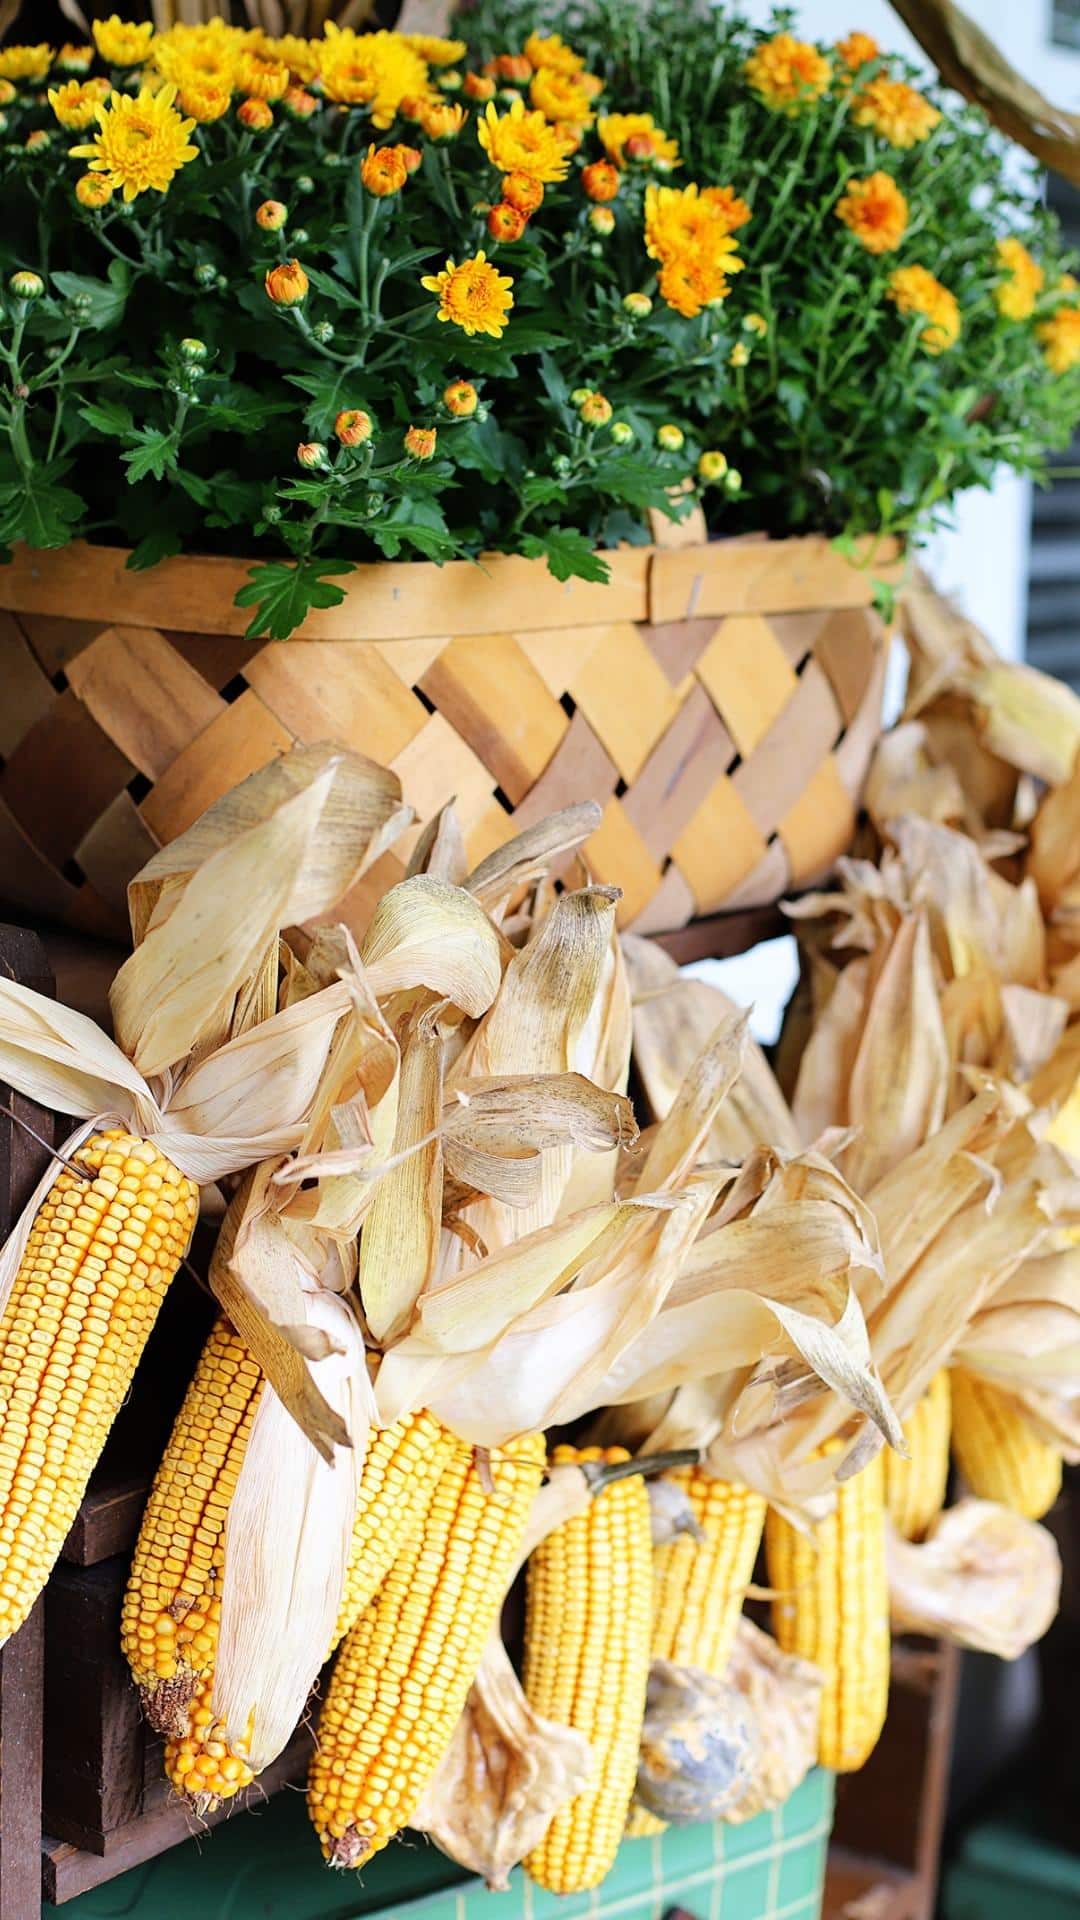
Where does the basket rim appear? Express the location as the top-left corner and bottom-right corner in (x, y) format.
(0, 531), (902, 642)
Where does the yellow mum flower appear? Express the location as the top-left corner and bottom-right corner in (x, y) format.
(853, 76), (940, 148)
(658, 252), (735, 318)
(0, 44), (52, 83)
(318, 26), (429, 130)
(995, 236), (1045, 321)
(421, 251), (514, 338)
(887, 264), (961, 353)
(153, 20), (243, 91)
(644, 183), (745, 271)
(92, 16), (155, 68)
(836, 32), (879, 71)
(178, 81), (231, 124)
(529, 67), (595, 125)
(256, 34), (321, 84)
(401, 35), (466, 66)
(235, 50), (290, 102)
(70, 85), (199, 203)
(1038, 306), (1080, 373)
(56, 45), (95, 74)
(597, 110), (680, 169)
(47, 77), (110, 130)
(524, 31), (585, 75)
(75, 173), (114, 208)
(0, 80), (14, 105)
(477, 95), (575, 183)
(835, 171), (908, 254)
(744, 33), (831, 113)
(419, 99), (468, 139)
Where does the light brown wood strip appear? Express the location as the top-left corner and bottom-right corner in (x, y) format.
(833, 634), (887, 799)
(583, 799), (664, 928)
(637, 616), (720, 691)
(621, 685), (735, 862)
(0, 613), (55, 758)
(390, 711), (497, 845)
(570, 622), (680, 783)
(694, 614), (799, 756)
(625, 860), (696, 936)
(720, 836), (792, 912)
(778, 756), (855, 884)
(671, 777), (769, 914)
(649, 535), (902, 623)
(764, 609), (828, 669)
(732, 658), (842, 835)
(64, 625), (225, 781)
(139, 692), (293, 841)
(245, 639), (427, 765)
(509, 712), (619, 883)
(0, 542), (649, 639)
(419, 635), (568, 804)
(1, 690), (135, 865)
(13, 611), (106, 677)
(812, 609), (883, 724)
(75, 792), (161, 920)
(516, 623), (604, 698)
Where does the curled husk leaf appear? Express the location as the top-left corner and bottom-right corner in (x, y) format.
(887, 1499), (1061, 1659)
(721, 1618), (824, 1823)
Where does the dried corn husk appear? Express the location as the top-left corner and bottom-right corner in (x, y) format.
(411, 1634), (593, 1889)
(635, 1660), (756, 1825)
(887, 1500), (1061, 1658)
(721, 1619), (823, 1823)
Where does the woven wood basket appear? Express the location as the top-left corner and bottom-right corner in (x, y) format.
(0, 533), (898, 944)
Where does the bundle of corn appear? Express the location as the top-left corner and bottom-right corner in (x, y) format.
(0, 746), (405, 1646)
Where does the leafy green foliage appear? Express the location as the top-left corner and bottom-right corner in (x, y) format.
(235, 557), (352, 640)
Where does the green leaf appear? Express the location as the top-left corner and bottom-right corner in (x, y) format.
(78, 398), (135, 438)
(51, 260), (130, 332)
(522, 529), (609, 584)
(0, 475), (85, 548)
(122, 428), (178, 485)
(127, 528), (182, 570)
(234, 556), (353, 641)
(520, 474), (568, 510)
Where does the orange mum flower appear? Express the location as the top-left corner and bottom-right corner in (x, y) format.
(443, 379), (478, 416)
(487, 201), (526, 242)
(404, 425), (438, 459)
(702, 184), (751, 233)
(582, 160), (620, 202)
(464, 72), (495, 101)
(524, 32), (585, 75)
(360, 144), (409, 195)
(1038, 306), (1080, 373)
(265, 259), (309, 305)
(835, 172), (908, 254)
(836, 32), (880, 71)
(501, 171), (544, 214)
(335, 408), (373, 446)
(644, 183), (745, 277)
(995, 237), (1044, 321)
(529, 68), (595, 125)
(853, 76), (940, 147)
(485, 53), (533, 84)
(745, 33), (831, 113)
(597, 111), (680, 170)
(658, 252), (733, 318)
(477, 95), (575, 182)
(421, 251), (514, 338)
(237, 97), (273, 130)
(419, 99), (467, 139)
(888, 264), (960, 353)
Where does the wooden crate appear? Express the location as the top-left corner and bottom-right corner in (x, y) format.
(0, 533), (897, 944)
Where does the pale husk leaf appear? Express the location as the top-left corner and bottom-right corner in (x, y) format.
(720, 1619), (823, 1824)
(411, 1633), (593, 1890)
(406, 801), (468, 886)
(887, 1500), (1061, 1659)
(214, 1290), (373, 1773)
(841, 913), (949, 1191)
(359, 1013), (443, 1343)
(631, 1009), (748, 1194)
(466, 803), (601, 915)
(360, 874), (502, 1016)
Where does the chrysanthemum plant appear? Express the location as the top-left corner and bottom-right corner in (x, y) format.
(468, 0), (1080, 565)
(0, 14), (753, 638)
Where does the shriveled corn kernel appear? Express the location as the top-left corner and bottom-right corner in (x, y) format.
(950, 1368), (1062, 1520)
(309, 1434), (546, 1869)
(121, 1316), (262, 1735)
(626, 1467), (765, 1837)
(766, 1449), (889, 1773)
(524, 1447), (653, 1893)
(885, 1370), (951, 1541)
(0, 1132), (197, 1645)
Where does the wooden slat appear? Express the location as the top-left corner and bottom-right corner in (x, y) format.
(777, 756), (855, 884)
(670, 777), (770, 915)
(139, 692), (293, 842)
(61, 1481), (148, 1569)
(694, 613), (799, 755)
(0, 616), (54, 759)
(64, 627), (225, 781)
(245, 639), (429, 766)
(581, 799), (663, 928)
(419, 636), (568, 804)
(0, 543), (650, 641)
(651, 899), (785, 963)
(570, 622), (681, 783)
(649, 535), (903, 623)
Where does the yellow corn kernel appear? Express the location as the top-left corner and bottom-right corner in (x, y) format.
(309, 1433), (546, 1869)
(950, 1368), (1062, 1520)
(524, 1447), (653, 1892)
(330, 1409), (456, 1652)
(0, 1131), (198, 1645)
(122, 1316), (262, 1735)
(626, 1468), (765, 1837)
(766, 1450), (889, 1773)
(164, 1669), (254, 1810)
(885, 1369), (951, 1541)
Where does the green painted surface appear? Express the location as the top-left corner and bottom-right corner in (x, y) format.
(46, 1768), (834, 1920)
(942, 1790), (1080, 1920)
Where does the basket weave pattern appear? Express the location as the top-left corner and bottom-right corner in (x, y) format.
(0, 535), (894, 942)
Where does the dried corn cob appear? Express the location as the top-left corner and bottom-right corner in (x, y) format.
(309, 1433), (546, 1868)
(162, 1408), (457, 1806)
(885, 1370), (951, 1541)
(0, 1131), (198, 1644)
(524, 1446), (653, 1893)
(122, 1316), (263, 1735)
(950, 1368), (1062, 1520)
(766, 1451), (889, 1773)
(627, 1468), (765, 1838)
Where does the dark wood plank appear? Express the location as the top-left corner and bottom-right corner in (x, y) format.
(824, 1850), (919, 1919)
(61, 1478), (152, 1569)
(43, 1559), (146, 1852)
(0, 924), (54, 1920)
(42, 1726), (314, 1904)
(651, 900), (787, 964)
